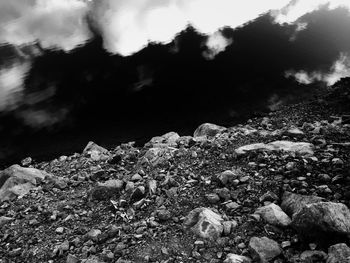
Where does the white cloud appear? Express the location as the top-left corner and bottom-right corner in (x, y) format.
(0, 0), (91, 51)
(286, 53), (350, 85)
(0, 62), (30, 111)
(91, 0), (291, 56)
(274, 0), (350, 24)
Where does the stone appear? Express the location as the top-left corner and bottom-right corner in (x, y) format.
(87, 229), (102, 241)
(285, 128), (304, 137)
(147, 179), (157, 195)
(21, 157), (32, 166)
(183, 207), (224, 240)
(0, 216), (13, 227)
(157, 209), (171, 221)
(83, 256), (106, 263)
(292, 202), (350, 239)
(193, 123), (226, 138)
(148, 132), (180, 147)
(300, 250), (327, 261)
(141, 147), (176, 166)
(131, 174), (142, 181)
(281, 192), (324, 217)
(224, 254), (252, 263)
(222, 221), (237, 235)
(255, 203), (291, 227)
(130, 186), (146, 202)
(83, 141), (108, 155)
(259, 191), (279, 203)
(327, 243), (350, 263)
(206, 193), (220, 204)
(56, 227), (64, 234)
(217, 170), (242, 185)
(249, 237), (282, 263)
(98, 179), (124, 190)
(0, 165), (51, 202)
(66, 254), (79, 263)
(235, 141), (314, 156)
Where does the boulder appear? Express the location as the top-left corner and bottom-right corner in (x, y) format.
(83, 141), (109, 161)
(235, 141), (314, 156)
(255, 203), (291, 227)
(249, 236), (282, 263)
(300, 250), (327, 261)
(217, 169), (243, 185)
(0, 216), (13, 227)
(193, 123), (226, 138)
(0, 165), (51, 202)
(147, 132), (180, 147)
(98, 179), (124, 190)
(183, 208), (224, 240)
(281, 192), (324, 217)
(140, 147), (176, 166)
(224, 254), (252, 263)
(327, 243), (350, 263)
(292, 202), (350, 239)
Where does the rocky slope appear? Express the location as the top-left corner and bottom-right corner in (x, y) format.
(0, 80), (350, 263)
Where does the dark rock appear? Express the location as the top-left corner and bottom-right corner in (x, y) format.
(249, 236), (282, 263)
(281, 192), (324, 217)
(193, 123), (226, 138)
(327, 243), (350, 263)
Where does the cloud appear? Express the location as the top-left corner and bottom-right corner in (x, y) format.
(274, 0), (350, 24)
(91, 0), (291, 56)
(0, 0), (91, 51)
(0, 62), (30, 111)
(286, 53), (350, 85)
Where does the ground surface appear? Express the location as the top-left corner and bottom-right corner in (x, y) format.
(0, 81), (350, 263)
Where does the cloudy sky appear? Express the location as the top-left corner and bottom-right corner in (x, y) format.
(1, 0), (350, 121)
(0, 0), (349, 55)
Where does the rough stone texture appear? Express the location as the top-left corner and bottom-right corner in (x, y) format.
(327, 243), (350, 263)
(300, 250), (327, 261)
(249, 237), (282, 263)
(193, 123), (226, 138)
(183, 208), (224, 240)
(281, 192), (324, 217)
(224, 253), (252, 263)
(83, 141), (109, 161)
(147, 132), (180, 148)
(255, 203), (291, 227)
(98, 179), (124, 190)
(0, 165), (51, 202)
(292, 202), (350, 238)
(235, 140), (314, 156)
(0, 216), (13, 227)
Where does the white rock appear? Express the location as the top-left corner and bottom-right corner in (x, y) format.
(193, 123), (226, 138)
(224, 254), (252, 263)
(235, 140), (314, 156)
(255, 203), (291, 227)
(183, 207), (224, 240)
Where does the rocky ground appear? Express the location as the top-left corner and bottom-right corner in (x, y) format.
(1, 80), (350, 263)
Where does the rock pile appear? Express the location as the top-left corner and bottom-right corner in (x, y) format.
(0, 84), (350, 262)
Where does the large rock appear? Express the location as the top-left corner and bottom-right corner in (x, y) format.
(0, 165), (51, 202)
(147, 132), (180, 148)
(249, 237), (282, 263)
(193, 123), (226, 138)
(83, 141), (109, 161)
(327, 243), (350, 263)
(183, 208), (224, 240)
(255, 203), (291, 227)
(224, 254), (252, 263)
(140, 147), (176, 166)
(292, 202), (350, 239)
(281, 192), (324, 217)
(235, 141), (314, 156)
